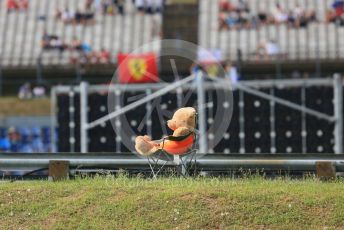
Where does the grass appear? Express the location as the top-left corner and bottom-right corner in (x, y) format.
(1, 176), (344, 229)
(0, 97), (50, 117)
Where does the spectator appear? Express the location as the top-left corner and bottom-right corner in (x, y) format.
(18, 82), (32, 99)
(135, 0), (145, 14)
(6, 0), (19, 13)
(145, 0), (155, 14)
(50, 38), (66, 52)
(225, 62), (239, 84)
(327, 0), (344, 25)
(98, 48), (111, 64)
(236, 0), (249, 13)
(102, 0), (114, 14)
(113, 0), (125, 15)
(18, 0), (28, 11)
(70, 43), (92, 65)
(33, 86), (46, 98)
(287, 4), (316, 28)
(85, 0), (94, 10)
(41, 32), (66, 52)
(272, 3), (288, 24)
(152, 0), (164, 13)
(54, 8), (62, 20)
(8, 127), (21, 152)
(333, 0), (344, 17)
(61, 8), (75, 24)
(219, 0), (235, 12)
(190, 62), (207, 81)
(256, 39), (281, 60)
(6, 0), (28, 13)
(145, 0), (163, 14)
(19, 128), (33, 153)
(238, 10), (251, 29)
(31, 128), (44, 153)
(257, 11), (268, 25)
(74, 9), (92, 24)
(71, 37), (83, 50)
(218, 0), (257, 30)
(0, 129), (10, 152)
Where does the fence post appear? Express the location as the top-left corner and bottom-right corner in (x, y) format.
(196, 71), (208, 153)
(36, 55), (43, 84)
(334, 74), (343, 154)
(50, 87), (57, 152)
(80, 82), (89, 153)
(0, 63), (2, 96)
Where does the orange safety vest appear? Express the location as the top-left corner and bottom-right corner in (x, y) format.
(159, 135), (194, 155)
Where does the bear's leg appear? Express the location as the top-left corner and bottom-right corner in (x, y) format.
(142, 135), (152, 141)
(135, 136), (160, 156)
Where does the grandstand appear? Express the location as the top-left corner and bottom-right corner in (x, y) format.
(200, 0), (344, 61)
(0, 0), (343, 73)
(0, 0), (161, 67)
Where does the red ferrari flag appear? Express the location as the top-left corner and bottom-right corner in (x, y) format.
(117, 53), (159, 83)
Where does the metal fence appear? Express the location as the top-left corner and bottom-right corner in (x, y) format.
(52, 74), (343, 154)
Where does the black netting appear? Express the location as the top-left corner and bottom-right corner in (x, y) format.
(306, 86), (334, 153)
(275, 87), (302, 153)
(244, 89), (271, 153)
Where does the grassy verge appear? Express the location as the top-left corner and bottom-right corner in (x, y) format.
(0, 97), (50, 117)
(1, 176), (344, 229)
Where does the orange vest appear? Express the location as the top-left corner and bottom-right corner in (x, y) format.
(159, 135), (194, 155)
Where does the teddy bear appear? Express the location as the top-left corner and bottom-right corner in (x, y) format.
(135, 107), (197, 156)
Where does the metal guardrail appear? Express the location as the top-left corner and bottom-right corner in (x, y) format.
(53, 78), (335, 93)
(1, 153), (344, 172)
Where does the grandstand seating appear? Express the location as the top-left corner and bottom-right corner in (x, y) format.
(0, 126), (53, 152)
(199, 0), (344, 61)
(0, 0), (161, 66)
(1, 0), (343, 68)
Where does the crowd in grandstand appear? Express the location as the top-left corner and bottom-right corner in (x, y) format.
(41, 32), (67, 52)
(70, 47), (111, 65)
(4, 0), (165, 20)
(326, 0), (344, 25)
(41, 33), (111, 64)
(54, 7), (95, 25)
(218, 0), (317, 30)
(5, 0), (28, 13)
(0, 127), (51, 153)
(18, 83), (46, 99)
(255, 39), (282, 60)
(218, 0), (344, 30)
(52, 0), (164, 22)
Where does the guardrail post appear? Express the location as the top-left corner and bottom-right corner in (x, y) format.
(196, 71), (208, 153)
(80, 82), (89, 153)
(334, 74), (343, 154)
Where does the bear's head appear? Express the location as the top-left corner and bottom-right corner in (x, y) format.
(167, 107), (196, 131)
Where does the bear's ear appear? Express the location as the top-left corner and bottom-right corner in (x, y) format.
(185, 111), (196, 128)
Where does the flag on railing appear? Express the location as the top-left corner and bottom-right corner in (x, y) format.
(117, 53), (159, 83)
